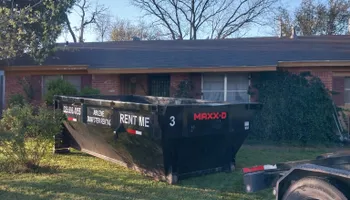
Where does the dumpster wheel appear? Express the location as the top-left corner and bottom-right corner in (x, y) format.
(53, 133), (71, 154)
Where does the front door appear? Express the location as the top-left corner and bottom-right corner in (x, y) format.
(148, 74), (170, 97)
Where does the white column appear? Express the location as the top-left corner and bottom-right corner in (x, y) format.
(224, 74), (227, 101)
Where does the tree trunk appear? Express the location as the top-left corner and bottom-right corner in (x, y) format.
(65, 14), (77, 43)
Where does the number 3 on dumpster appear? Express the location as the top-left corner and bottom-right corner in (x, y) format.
(169, 116), (175, 127)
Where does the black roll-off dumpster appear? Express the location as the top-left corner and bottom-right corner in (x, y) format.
(53, 95), (262, 184)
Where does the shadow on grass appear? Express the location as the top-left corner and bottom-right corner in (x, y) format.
(57, 150), (94, 157)
(0, 190), (48, 200)
(0, 161), (60, 175)
(2, 144), (310, 200)
(0, 166), (223, 200)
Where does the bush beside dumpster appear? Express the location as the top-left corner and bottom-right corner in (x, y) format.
(249, 71), (338, 144)
(0, 104), (64, 172)
(44, 79), (78, 105)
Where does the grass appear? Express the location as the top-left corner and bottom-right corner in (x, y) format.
(0, 144), (341, 200)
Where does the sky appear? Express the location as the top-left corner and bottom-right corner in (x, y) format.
(57, 0), (303, 43)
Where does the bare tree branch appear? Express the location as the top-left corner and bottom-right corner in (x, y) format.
(131, 0), (278, 39)
(64, 0), (108, 43)
(109, 17), (170, 41)
(94, 12), (112, 42)
(64, 13), (77, 43)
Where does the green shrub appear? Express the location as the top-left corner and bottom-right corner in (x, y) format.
(8, 94), (27, 107)
(44, 78), (78, 105)
(0, 104), (64, 172)
(18, 77), (35, 101)
(79, 86), (100, 95)
(250, 70), (338, 144)
(174, 80), (195, 98)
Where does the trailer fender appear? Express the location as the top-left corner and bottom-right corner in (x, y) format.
(275, 163), (350, 200)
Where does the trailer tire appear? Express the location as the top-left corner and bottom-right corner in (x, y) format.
(282, 177), (347, 200)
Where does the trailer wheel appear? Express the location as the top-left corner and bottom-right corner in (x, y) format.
(282, 177), (347, 200)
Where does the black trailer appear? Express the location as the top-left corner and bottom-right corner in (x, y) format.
(53, 95), (262, 184)
(243, 150), (350, 199)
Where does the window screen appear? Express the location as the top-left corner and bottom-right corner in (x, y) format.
(202, 74), (225, 101)
(226, 74), (249, 103)
(202, 73), (249, 103)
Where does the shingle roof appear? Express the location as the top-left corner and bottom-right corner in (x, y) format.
(4, 35), (350, 69)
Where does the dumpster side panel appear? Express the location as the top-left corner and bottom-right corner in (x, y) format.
(158, 104), (261, 178)
(55, 95), (262, 183)
(60, 101), (168, 181)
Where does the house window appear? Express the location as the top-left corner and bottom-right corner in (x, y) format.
(63, 75), (82, 92)
(345, 78), (350, 104)
(202, 74), (225, 101)
(42, 75), (82, 95)
(202, 73), (250, 103)
(148, 74), (170, 97)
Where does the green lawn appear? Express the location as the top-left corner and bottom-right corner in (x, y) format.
(0, 144), (339, 200)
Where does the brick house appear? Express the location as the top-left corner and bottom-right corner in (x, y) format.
(1, 35), (350, 111)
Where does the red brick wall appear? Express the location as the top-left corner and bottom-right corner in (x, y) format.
(285, 68), (333, 90)
(92, 74), (121, 95)
(170, 73), (190, 97)
(169, 73), (201, 98)
(282, 67), (349, 105)
(5, 73), (30, 106)
(311, 71), (333, 91)
(4, 73), (95, 107)
(81, 75), (92, 89)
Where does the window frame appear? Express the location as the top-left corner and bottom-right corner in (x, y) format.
(42, 75), (82, 96)
(201, 73), (251, 102)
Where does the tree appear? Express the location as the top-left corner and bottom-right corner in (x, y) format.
(0, 0), (75, 63)
(65, 0), (107, 43)
(273, 0), (350, 37)
(131, 0), (278, 40)
(109, 18), (169, 41)
(270, 7), (293, 37)
(94, 11), (112, 42)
